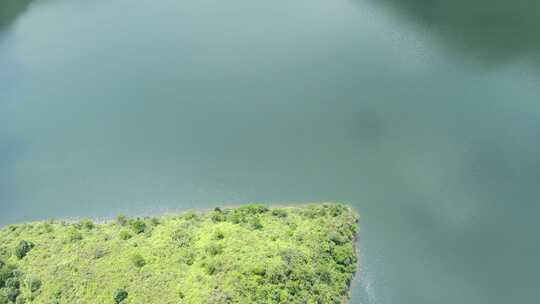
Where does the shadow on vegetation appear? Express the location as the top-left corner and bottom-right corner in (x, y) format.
(367, 0), (540, 64)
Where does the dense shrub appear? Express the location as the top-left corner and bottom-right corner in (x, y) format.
(317, 266), (333, 284)
(113, 289), (128, 304)
(251, 265), (266, 276)
(280, 249), (307, 268)
(80, 219), (94, 230)
(116, 215), (128, 226)
(213, 230), (225, 240)
(225, 204), (269, 224)
(249, 218), (263, 230)
(242, 205), (269, 214)
(182, 211), (199, 221)
(264, 263), (289, 284)
(0, 265), (17, 288)
(271, 209), (288, 218)
(5, 287), (19, 302)
(150, 218), (160, 226)
(40, 223), (53, 233)
(177, 250), (196, 266)
(210, 209), (226, 223)
(5, 277), (20, 289)
(205, 244), (223, 256)
(208, 289), (232, 304)
(67, 228), (83, 242)
(14, 241), (34, 260)
(325, 204), (346, 217)
(119, 231), (132, 241)
(331, 244), (356, 267)
(171, 230), (192, 247)
(129, 220), (146, 234)
(337, 222), (358, 242)
(328, 231), (347, 245)
(131, 254), (146, 268)
(225, 212), (241, 224)
(26, 277), (42, 292)
(10, 270), (23, 280)
(203, 260), (220, 275)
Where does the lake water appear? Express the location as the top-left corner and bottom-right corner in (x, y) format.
(1, 0), (540, 303)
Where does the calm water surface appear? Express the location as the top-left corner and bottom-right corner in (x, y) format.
(1, 0), (540, 303)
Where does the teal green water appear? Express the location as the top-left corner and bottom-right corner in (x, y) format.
(1, 0), (540, 303)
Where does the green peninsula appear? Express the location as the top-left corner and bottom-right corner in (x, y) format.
(0, 204), (359, 304)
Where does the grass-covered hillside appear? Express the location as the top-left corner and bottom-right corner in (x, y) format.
(0, 203), (359, 304)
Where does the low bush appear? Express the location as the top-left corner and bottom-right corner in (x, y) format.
(210, 209), (226, 223)
(249, 218), (263, 230)
(213, 230), (224, 240)
(208, 289), (232, 304)
(131, 254), (146, 268)
(251, 265), (266, 276)
(129, 220), (146, 234)
(40, 223), (54, 233)
(14, 241), (34, 260)
(271, 209), (288, 218)
(119, 231), (132, 241)
(0, 265), (17, 288)
(27, 277), (42, 292)
(225, 204), (269, 224)
(177, 250), (196, 266)
(241, 205), (269, 214)
(67, 228), (83, 242)
(203, 260), (220, 275)
(116, 215), (128, 226)
(5, 287), (19, 302)
(113, 289), (128, 304)
(331, 244), (356, 267)
(80, 219), (94, 230)
(182, 211), (199, 221)
(150, 218), (160, 226)
(171, 230), (191, 247)
(280, 249), (307, 267)
(5, 277), (20, 289)
(325, 203), (346, 217)
(205, 244), (223, 256)
(328, 231), (347, 245)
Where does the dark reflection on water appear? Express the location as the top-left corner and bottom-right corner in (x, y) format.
(0, 0), (32, 105)
(0, 0), (32, 30)
(368, 0), (540, 64)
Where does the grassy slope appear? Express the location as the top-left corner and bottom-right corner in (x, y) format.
(0, 203), (358, 304)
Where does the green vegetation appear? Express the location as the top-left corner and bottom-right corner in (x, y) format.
(13, 242), (33, 260)
(113, 289), (128, 304)
(0, 203), (359, 303)
(128, 220), (146, 235)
